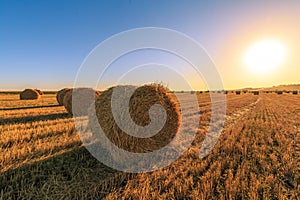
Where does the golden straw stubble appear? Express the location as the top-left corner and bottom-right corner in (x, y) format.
(91, 84), (180, 153)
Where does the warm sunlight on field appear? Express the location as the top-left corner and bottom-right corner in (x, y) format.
(1, 91), (299, 199)
(1, 1), (300, 199)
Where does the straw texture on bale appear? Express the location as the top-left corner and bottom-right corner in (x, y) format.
(63, 88), (101, 115)
(89, 84), (180, 154)
(20, 89), (40, 100)
(35, 89), (43, 95)
(56, 88), (72, 105)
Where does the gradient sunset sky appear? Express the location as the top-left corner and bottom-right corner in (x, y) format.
(1, 0), (299, 90)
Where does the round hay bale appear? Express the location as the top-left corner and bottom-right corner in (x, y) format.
(20, 89), (40, 100)
(35, 89), (43, 95)
(63, 88), (101, 115)
(235, 91), (241, 95)
(253, 91), (259, 95)
(89, 84), (180, 156)
(56, 88), (72, 105)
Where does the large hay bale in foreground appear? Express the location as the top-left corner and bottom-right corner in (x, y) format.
(63, 88), (101, 115)
(20, 89), (40, 100)
(56, 88), (72, 105)
(90, 84), (180, 155)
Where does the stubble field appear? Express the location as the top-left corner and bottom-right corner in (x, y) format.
(0, 92), (299, 199)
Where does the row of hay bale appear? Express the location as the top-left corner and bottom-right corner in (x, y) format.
(275, 90), (298, 95)
(20, 88), (43, 100)
(261, 90), (298, 95)
(235, 90), (259, 95)
(176, 90), (299, 95)
(227, 90), (298, 95)
(56, 88), (101, 115)
(194, 90), (228, 94)
(57, 84), (180, 160)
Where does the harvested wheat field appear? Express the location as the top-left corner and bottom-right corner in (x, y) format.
(0, 91), (299, 199)
(3, 1), (300, 199)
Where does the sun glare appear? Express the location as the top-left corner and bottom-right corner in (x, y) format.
(244, 39), (286, 74)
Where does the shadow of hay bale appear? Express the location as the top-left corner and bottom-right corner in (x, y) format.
(0, 146), (126, 199)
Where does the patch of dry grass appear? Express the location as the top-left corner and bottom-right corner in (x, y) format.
(0, 93), (299, 199)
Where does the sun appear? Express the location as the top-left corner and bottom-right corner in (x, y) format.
(244, 39), (286, 73)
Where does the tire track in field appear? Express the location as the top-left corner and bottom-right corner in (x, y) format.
(224, 97), (260, 129)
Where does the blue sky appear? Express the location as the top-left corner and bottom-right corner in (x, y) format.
(1, 0), (299, 90)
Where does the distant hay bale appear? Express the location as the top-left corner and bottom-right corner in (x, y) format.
(276, 91), (283, 95)
(224, 91), (228, 94)
(63, 88), (101, 115)
(253, 91), (259, 95)
(35, 89), (43, 95)
(89, 84), (180, 158)
(20, 89), (40, 100)
(293, 91), (298, 95)
(235, 91), (241, 95)
(56, 88), (72, 105)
